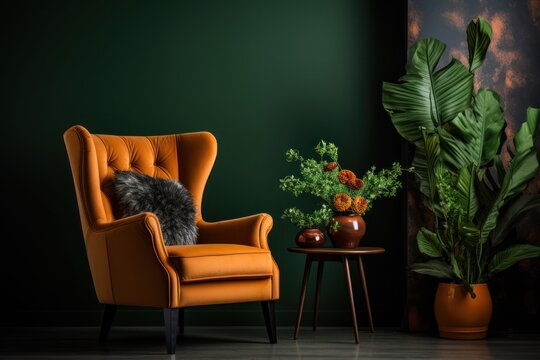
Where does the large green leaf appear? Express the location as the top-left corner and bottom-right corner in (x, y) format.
(382, 38), (474, 144)
(460, 217), (481, 249)
(455, 163), (479, 219)
(491, 194), (540, 246)
(409, 131), (443, 202)
(514, 108), (539, 153)
(410, 259), (455, 279)
(480, 107), (540, 243)
(493, 154), (507, 185)
(467, 18), (493, 72)
(422, 130), (442, 202)
(417, 227), (443, 258)
(488, 244), (540, 274)
(433, 59), (475, 124)
(440, 89), (505, 172)
(411, 142), (429, 198)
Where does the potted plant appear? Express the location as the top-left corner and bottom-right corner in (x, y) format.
(280, 140), (408, 248)
(382, 17), (540, 339)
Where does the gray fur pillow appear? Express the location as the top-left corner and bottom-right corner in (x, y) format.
(112, 170), (198, 246)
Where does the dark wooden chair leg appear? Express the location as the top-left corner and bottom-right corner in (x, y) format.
(342, 256), (359, 344)
(261, 301), (277, 344)
(163, 308), (179, 354)
(99, 304), (117, 342)
(294, 254), (313, 340)
(178, 307), (185, 334)
(313, 260), (324, 330)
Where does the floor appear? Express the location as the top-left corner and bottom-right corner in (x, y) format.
(1, 326), (539, 360)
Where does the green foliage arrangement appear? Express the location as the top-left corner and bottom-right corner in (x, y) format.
(279, 140), (408, 230)
(382, 17), (540, 297)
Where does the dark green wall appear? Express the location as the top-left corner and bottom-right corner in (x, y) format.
(3, 0), (407, 326)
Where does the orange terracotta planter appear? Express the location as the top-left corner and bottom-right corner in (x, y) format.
(434, 283), (492, 340)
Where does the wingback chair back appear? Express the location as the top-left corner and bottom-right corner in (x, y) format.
(65, 125), (215, 233)
(63, 125), (278, 354)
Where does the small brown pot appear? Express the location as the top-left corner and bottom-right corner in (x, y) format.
(434, 283), (492, 340)
(295, 228), (325, 248)
(328, 213), (366, 248)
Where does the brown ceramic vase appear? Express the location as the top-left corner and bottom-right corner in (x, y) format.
(295, 228), (325, 248)
(328, 213), (366, 248)
(434, 283), (492, 340)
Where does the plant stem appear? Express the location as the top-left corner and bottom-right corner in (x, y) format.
(475, 243), (483, 283)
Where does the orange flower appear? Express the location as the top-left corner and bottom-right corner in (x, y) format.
(333, 193), (352, 212)
(324, 162), (338, 172)
(352, 196), (369, 215)
(338, 169), (356, 185)
(350, 178), (364, 190)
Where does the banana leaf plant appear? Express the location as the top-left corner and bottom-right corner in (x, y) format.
(382, 17), (540, 297)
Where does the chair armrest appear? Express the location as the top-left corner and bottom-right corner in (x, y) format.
(92, 212), (168, 261)
(197, 213), (273, 249)
(88, 212), (180, 308)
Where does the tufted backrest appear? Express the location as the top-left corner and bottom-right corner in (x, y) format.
(64, 125), (217, 238)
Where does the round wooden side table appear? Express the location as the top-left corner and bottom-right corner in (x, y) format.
(288, 246), (386, 344)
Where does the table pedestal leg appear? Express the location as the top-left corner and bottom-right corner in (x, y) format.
(342, 256), (359, 344)
(294, 255), (313, 340)
(313, 260), (324, 330)
(358, 256), (374, 332)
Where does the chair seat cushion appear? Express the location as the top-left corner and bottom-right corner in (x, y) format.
(167, 244), (273, 283)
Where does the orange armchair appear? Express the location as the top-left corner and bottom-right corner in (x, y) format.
(63, 125), (279, 354)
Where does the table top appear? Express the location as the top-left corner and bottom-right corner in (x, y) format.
(287, 247), (385, 255)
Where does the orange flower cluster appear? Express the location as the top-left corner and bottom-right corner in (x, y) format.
(333, 193), (352, 212)
(338, 169), (356, 185)
(325, 165), (368, 214)
(351, 178), (364, 190)
(338, 169), (364, 190)
(352, 196), (369, 215)
(324, 162), (338, 172)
